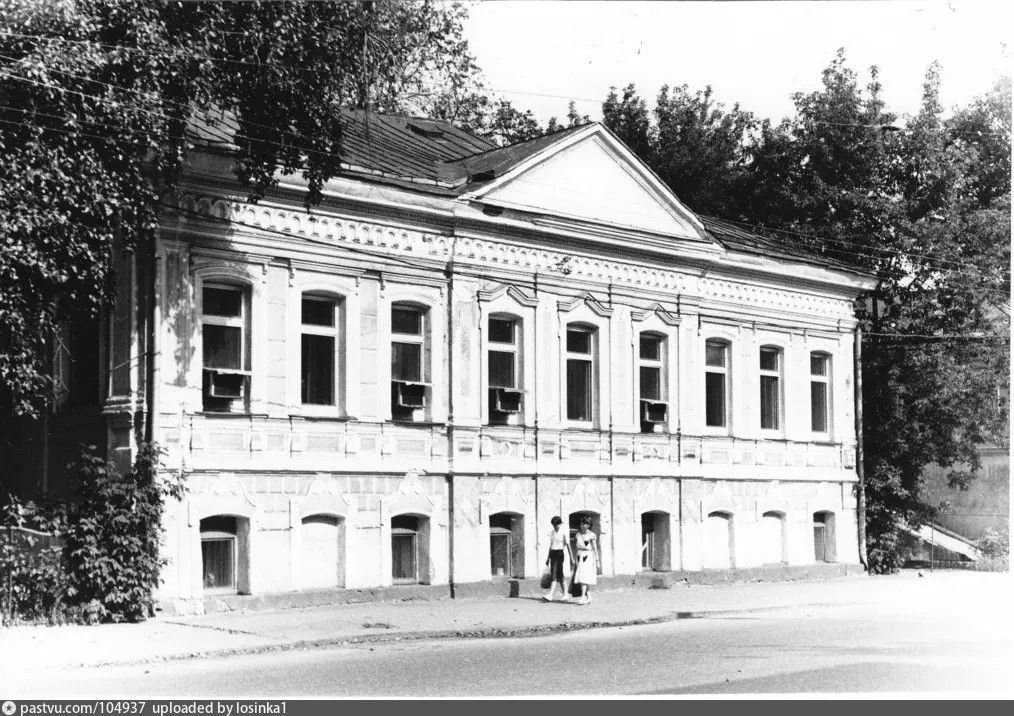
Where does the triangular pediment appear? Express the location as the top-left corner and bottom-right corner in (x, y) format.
(465, 126), (715, 244)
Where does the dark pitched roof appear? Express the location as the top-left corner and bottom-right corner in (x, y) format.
(189, 108), (496, 190)
(439, 124), (590, 190)
(700, 215), (865, 273)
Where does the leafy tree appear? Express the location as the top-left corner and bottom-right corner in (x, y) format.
(0, 0), (479, 420)
(546, 100), (591, 133)
(477, 99), (544, 146)
(743, 53), (1010, 572)
(602, 83), (653, 162)
(652, 83), (757, 216)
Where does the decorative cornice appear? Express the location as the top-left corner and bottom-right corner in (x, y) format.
(167, 193), (857, 325)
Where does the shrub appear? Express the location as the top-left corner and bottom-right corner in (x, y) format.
(63, 443), (185, 622)
(976, 528), (1010, 571)
(0, 495), (69, 625)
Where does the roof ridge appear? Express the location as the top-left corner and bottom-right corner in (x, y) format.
(447, 122), (593, 163)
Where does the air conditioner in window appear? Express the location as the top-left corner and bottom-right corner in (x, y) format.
(203, 369), (249, 400)
(490, 387), (523, 414)
(392, 380), (428, 409)
(640, 399), (668, 424)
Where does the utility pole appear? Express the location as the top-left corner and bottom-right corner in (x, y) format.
(854, 325), (868, 570)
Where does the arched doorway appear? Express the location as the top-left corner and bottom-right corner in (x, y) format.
(200, 515), (250, 594)
(489, 512), (525, 579)
(704, 511), (734, 569)
(640, 511), (671, 571)
(391, 514), (431, 584)
(300, 514), (345, 589)
(761, 511), (787, 564)
(813, 511), (837, 562)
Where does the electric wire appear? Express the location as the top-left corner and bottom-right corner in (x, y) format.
(2, 29), (1009, 140)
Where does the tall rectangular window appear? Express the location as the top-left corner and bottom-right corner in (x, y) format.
(566, 325), (595, 422)
(639, 333), (667, 431)
(705, 340), (728, 428)
(810, 352), (830, 433)
(203, 286), (244, 369)
(488, 317), (518, 389)
(391, 306), (424, 382)
(301, 295), (337, 405)
(391, 304), (428, 420)
(759, 347), (782, 430)
(202, 285), (248, 411)
(488, 316), (522, 424)
(639, 334), (664, 401)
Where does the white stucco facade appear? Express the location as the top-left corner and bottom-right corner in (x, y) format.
(101, 122), (874, 611)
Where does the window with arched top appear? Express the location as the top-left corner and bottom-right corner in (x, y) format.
(759, 346), (783, 431)
(705, 339), (730, 428)
(565, 323), (597, 423)
(810, 352), (831, 434)
(202, 284), (251, 412)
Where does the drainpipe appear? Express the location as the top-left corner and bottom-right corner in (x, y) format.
(607, 282), (615, 576)
(144, 232), (161, 449)
(854, 325), (867, 570)
(445, 235), (457, 598)
(532, 270), (541, 563)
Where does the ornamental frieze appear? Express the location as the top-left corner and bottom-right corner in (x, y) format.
(169, 193), (855, 322)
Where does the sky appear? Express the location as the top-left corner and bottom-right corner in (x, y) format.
(462, 0), (1012, 124)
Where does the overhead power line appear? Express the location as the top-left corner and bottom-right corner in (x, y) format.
(2, 29), (1009, 140)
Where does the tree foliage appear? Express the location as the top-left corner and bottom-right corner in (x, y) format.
(605, 52), (1009, 572)
(0, 0), (480, 418)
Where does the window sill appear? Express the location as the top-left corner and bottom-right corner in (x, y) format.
(564, 421), (599, 432)
(388, 418), (444, 428)
(292, 406), (353, 420)
(196, 411), (266, 419)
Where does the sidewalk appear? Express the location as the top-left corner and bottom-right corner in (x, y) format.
(1, 570), (1009, 678)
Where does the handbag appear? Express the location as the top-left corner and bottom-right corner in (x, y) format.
(539, 558), (553, 589)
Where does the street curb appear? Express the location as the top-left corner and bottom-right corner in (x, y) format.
(80, 599), (850, 670)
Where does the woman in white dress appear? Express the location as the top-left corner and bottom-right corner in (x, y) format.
(572, 516), (600, 604)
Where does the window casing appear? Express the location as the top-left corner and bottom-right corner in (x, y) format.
(391, 304), (429, 421)
(759, 347), (782, 431)
(565, 325), (596, 423)
(810, 352), (831, 434)
(202, 284), (250, 412)
(704, 340), (729, 428)
(200, 516), (238, 594)
(639, 333), (668, 431)
(301, 295), (338, 406)
(488, 316), (523, 424)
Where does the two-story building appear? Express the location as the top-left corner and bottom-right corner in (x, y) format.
(80, 112), (875, 612)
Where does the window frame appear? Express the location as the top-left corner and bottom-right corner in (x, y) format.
(486, 314), (524, 425)
(637, 331), (668, 433)
(390, 302), (430, 422)
(300, 294), (341, 407)
(200, 282), (251, 412)
(759, 345), (783, 432)
(809, 351), (832, 436)
(704, 339), (731, 431)
(565, 323), (598, 426)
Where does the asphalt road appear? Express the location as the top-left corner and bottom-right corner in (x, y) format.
(9, 597), (1012, 697)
